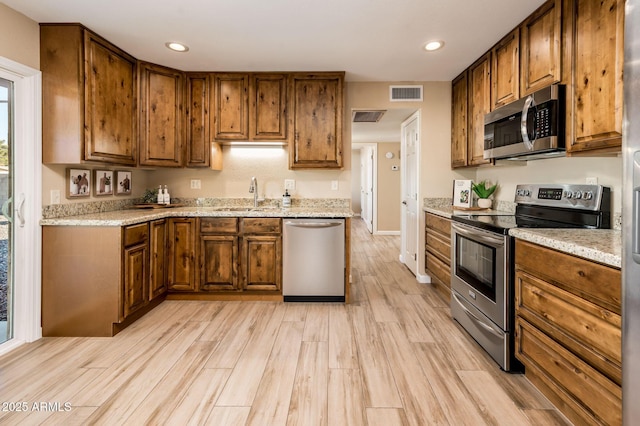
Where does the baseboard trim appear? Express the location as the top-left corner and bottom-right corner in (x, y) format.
(374, 230), (401, 236)
(417, 272), (431, 284)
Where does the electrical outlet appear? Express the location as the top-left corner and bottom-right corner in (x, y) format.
(50, 189), (60, 205)
(284, 179), (296, 190)
(586, 177), (598, 185)
(331, 180), (339, 190)
(190, 179), (201, 189)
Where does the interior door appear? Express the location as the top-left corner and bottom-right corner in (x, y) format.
(362, 146), (374, 233)
(401, 115), (419, 275)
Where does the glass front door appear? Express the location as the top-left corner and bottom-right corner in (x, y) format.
(0, 77), (13, 344)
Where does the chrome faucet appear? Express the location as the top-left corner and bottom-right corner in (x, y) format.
(249, 176), (259, 208)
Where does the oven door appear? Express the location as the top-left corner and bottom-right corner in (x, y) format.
(451, 222), (506, 329)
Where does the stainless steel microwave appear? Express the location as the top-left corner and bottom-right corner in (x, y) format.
(484, 84), (565, 161)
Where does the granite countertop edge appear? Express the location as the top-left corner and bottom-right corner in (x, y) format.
(509, 228), (621, 269)
(40, 206), (355, 226)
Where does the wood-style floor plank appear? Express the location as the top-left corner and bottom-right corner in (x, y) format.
(328, 368), (366, 426)
(246, 321), (304, 426)
(0, 219), (568, 426)
(287, 341), (329, 426)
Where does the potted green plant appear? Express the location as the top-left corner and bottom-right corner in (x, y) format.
(472, 180), (498, 209)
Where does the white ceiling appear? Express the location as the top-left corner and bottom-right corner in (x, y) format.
(3, 0), (546, 143)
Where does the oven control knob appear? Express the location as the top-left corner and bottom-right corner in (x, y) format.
(573, 191), (582, 199)
(583, 191), (594, 200)
(523, 189), (531, 197)
(564, 191), (572, 199)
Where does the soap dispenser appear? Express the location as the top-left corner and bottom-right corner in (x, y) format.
(157, 185), (163, 204)
(163, 185), (170, 205)
(282, 189), (291, 208)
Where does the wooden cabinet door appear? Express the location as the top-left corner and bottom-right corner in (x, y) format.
(213, 73), (249, 141)
(491, 29), (520, 110)
(250, 74), (288, 140)
(84, 31), (137, 165)
(569, 0), (624, 154)
(241, 235), (282, 291)
(186, 73), (211, 167)
(468, 54), (492, 166)
(167, 218), (197, 292)
(451, 71), (468, 168)
(139, 62), (184, 167)
(199, 235), (240, 291)
(289, 73), (344, 169)
(520, 0), (562, 95)
(149, 219), (167, 300)
(123, 243), (148, 318)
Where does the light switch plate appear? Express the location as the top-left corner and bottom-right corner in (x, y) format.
(190, 179), (201, 189)
(284, 179), (296, 190)
(331, 180), (339, 190)
(50, 189), (60, 205)
(586, 177), (598, 185)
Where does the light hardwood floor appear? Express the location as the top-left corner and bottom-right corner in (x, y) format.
(0, 219), (571, 425)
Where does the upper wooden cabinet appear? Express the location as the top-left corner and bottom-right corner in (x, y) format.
(213, 73), (250, 141)
(41, 24), (137, 165)
(138, 62), (184, 167)
(520, 0), (562, 95)
(185, 73), (211, 167)
(491, 29), (520, 110)
(467, 54), (492, 167)
(289, 72), (344, 169)
(250, 74), (288, 140)
(568, 0), (624, 154)
(451, 71), (469, 168)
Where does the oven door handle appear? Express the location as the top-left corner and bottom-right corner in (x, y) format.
(451, 223), (504, 247)
(452, 292), (504, 338)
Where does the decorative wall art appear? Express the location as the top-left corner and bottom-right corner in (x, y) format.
(116, 170), (132, 195)
(66, 168), (91, 198)
(94, 169), (114, 196)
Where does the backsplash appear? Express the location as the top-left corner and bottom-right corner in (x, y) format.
(42, 197), (351, 219)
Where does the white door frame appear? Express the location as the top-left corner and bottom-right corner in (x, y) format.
(0, 57), (42, 356)
(400, 111), (429, 283)
(364, 144), (376, 233)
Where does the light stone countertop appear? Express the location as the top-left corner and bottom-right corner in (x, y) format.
(40, 206), (354, 227)
(509, 228), (621, 269)
(423, 205), (513, 219)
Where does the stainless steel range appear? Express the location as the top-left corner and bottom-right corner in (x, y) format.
(450, 183), (611, 372)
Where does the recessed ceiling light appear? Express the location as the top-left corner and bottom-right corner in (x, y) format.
(165, 42), (189, 52)
(424, 40), (444, 52)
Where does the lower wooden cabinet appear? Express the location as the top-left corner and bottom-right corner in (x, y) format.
(199, 218), (240, 291)
(425, 212), (451, 300)
(167, 218), (197, 292)
(149, 219), (167, 300)
(514, 239), (621, 426)
(42, 223), (164, 337)
(241, 218), (282, 291)
(122, 223), (149, 318)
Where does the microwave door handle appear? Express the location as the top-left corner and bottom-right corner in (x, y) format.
(521, 95), (536, 150)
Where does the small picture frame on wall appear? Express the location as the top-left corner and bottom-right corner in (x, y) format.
(66, 168), (91, 198)
(94, 169), (114, 196)
(115, 170), (132, 195)
(452, 179), (473, 208)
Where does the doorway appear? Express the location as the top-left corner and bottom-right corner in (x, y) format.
(0, 57), (42, 356)
(400, 111), (420, 276)
(360, 145), (375, 233)
(0, 77), (10, 344)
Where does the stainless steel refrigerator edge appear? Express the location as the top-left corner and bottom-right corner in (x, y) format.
(623, 1), (640, 423)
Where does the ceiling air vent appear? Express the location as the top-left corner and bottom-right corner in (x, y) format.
(352, 110), (387, 123)
(389, 85), (423, 102)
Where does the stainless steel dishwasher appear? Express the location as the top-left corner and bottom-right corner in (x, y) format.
(283, 218), (345, 302)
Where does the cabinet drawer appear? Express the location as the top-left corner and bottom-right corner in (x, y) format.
(242, 218), (282, 234)
(426, 252), (450, 288)
(123, 223), (148, 247)
(515, 240), (621, 314)
(200, 218), (238, 234)
(516, 317), (621, 426)
(426, 233), (451, 266)
(425, 213), (451, 237)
